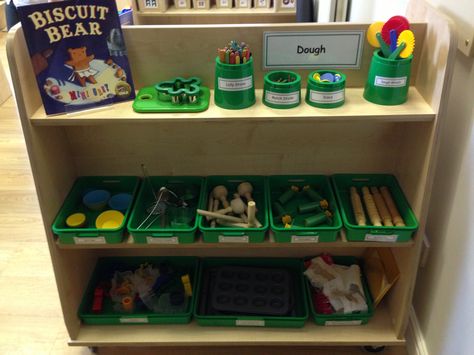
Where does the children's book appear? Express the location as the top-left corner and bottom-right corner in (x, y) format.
(17, 0), (135, 115)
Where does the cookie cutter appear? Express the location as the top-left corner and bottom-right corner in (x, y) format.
(155, 77), (202, 105)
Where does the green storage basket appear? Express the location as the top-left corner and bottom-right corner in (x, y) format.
(194, 257), (308, 328)
(332, 174), (419, 242)
(305, 70), (346, 108)
(198, 176), (268, 243)
(305, 256), (374, 325)
(52, 176), (140, 244)
(78, 256), (199, 325)
(268, 175), (342, 243)
(127, 176), (205, 244)
(263, 71), (301, 109)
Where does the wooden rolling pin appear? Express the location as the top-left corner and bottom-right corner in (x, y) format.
(361, 186), (382, 226)
(350, 186), (366, 226)
(380, 186), (405, 226)
(370, 186), (393, 226)
(197, 209), (244, 223)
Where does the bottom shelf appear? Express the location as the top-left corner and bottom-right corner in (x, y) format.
(70, 304), (403, 347)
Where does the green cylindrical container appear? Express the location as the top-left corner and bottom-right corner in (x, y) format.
(214, 57), (255, 109)
(263, 71), (301, 109)
(305, 70), (346, 108)
(363, 50), (413, 105)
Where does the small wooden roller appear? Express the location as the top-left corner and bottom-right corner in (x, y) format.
(213, 185), (229, 209)
(370, 186), (393, 226)
(380, 186), (405, 226)
(237, 182), (254, 202)
(362, 186), (382, 226)
(350, 186), (366, 226)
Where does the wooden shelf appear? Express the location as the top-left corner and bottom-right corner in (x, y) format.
(136, 5), (294, 17)
(30, 88), (434, 126)
(70, 304), (402, 347)
(56, 233), (415, 250)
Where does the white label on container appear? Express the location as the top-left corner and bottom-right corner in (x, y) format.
(257, 0), (267, 6)
(364, 234), (399, 242)
(146, 236), (179, 244)
(239, 0), (248, 6)
(220, 0), (228, 6)
(236, 319), (265, 327)
(218, 76), (253, 91)
(177, 0), (186, 7)
(374, 76), (407, 88)
(291, 235), (319, 243)
(196, 0), (206, 7)
(309, 89), (344, 104)
(73, 236), (106, 244)
(218, 235), (249, 243)
(144, 0), (158, 8)
(280, 0), (295, 8)
(265, 90), (299, 105)
(325, 320), (362, 326)
(120, 317), (149, 324)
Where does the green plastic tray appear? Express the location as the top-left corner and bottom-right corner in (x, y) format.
(78, 256), (199, 325)
(194, 257), (308, 328)
(127, 176), (205, 244)
(198, 176), (269, 243)
(305, 256), (374, 325)
(267, 175), (342, 243)
(331, 174), (418, 242)
(52, 176), (140, 244)
(132, 86), (210, 113)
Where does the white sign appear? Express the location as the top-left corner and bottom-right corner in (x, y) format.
(291, 235), (319, 243)
(218, 76), (253, 91)
(236, 319), (265, 327)
(265, 90), (299, 105)
(365, 234), (399, 242)
(309, 89), (345, 104)
(263, 31), (364, 69)
(120, 317), (149, 324)
(146, 236), (179, 244)
(73, 236), (106, 244)
(218, 235), (249, 243)
(325, 320), (362, 326)
(375, 76), (407, 87)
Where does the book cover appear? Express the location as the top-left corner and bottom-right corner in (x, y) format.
(17, 0), (135, 115)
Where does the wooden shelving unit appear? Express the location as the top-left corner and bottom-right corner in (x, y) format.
(7, 0), (455, 350)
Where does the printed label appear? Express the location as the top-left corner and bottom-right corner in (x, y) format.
(265, 90), (299, 105)
(120, 317), (149, 324)
(146, 236), (179, 244)
(218, 235), (249, 243)
(374, 76), (407, 88)
(144, 0), (158, 8)
(364, 234), (399, 242)
(196, 0), (206, 7)
(239, 0), (249, 6)
(280, 0), (295, 8)
(219, 0), (229, 6)
(177, 0), (186, 7)
(218, 76), (253, 91)
(236, 319), (265, 327)
(291, 235), (319, 243)
(325, 320), (362, 326)
(73, 236), (106, 244)
(257, 0), (267, 6)
(309, 89), (344, 104)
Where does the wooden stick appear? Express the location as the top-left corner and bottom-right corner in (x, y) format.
(370, 186), (393, 226)
(350, 186), (366, 226)
(197, 209), (244, 223)
(215, 220), (250, 228)
(214, 206), (233, 215)
(206, 192), (214, 221)
(247, 201), (257, 227)
(361, 186), (382, 226)
(380, 186), (405, 226)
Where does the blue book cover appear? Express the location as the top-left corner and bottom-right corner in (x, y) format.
(17, 0), (135, 115)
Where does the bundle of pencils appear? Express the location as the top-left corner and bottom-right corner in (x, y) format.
(217, 40), (251, 65)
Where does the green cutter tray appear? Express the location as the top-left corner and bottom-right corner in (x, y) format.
(133, 76), (210, 113)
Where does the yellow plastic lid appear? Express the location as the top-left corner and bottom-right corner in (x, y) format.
(66, 213), (86, 228)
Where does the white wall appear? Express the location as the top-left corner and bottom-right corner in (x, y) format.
(411, 1), (474, 354)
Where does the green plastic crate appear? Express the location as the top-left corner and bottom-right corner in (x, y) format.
(332, 174), (419, 242)
(194, 257), (308, 328)
(198, 176), (268, 243)
(78, 256), (199, 325)
(127, 176), (205, 244)
(305, 256), (374, 325)
(52, 176), (140, 244)
(267, 175), (342, 243)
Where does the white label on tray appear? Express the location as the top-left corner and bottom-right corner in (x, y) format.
(291, 235), (319, 243)
(374, 76), (407, 88)
(196, 0), (206, 8)
(364, 234), (399, 242)
(120, 317), (149, 324)
(325, 320), (362, 326)
(73, 236), (106, 244)
(265, 90), (299, 105)
(218, 76), (253, 91)
(239, 0), (249, 6)
(220, 0), (228, 6)
(257, 0), (267, 6)
(146, 236), (179, 244)
(309, 89), (344, 104)
(144, 0), (158, 8)
(218, 235), (249, 243)
(236, 319), (265, 327)
(177, 0), (186, 7)
(280, 0), (295, 8)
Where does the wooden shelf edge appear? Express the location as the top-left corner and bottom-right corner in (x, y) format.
(30, 88), (435, 126)
(68, 305), (403, 347)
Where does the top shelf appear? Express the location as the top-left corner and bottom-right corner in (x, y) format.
(30, 88), (434, 126)
(136, 5), (295, 16)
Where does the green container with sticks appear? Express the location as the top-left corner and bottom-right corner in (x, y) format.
(263, 71), (301, 109)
